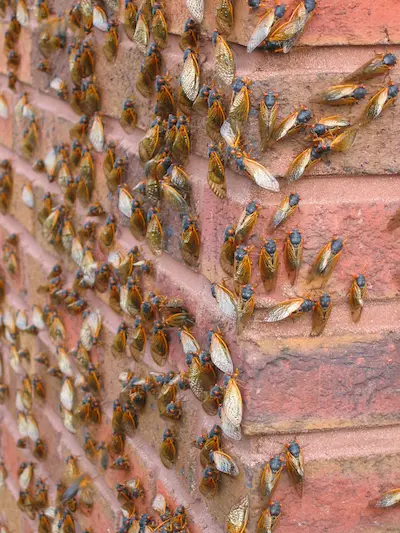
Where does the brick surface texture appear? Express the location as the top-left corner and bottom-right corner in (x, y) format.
(0, 1), (400, 533)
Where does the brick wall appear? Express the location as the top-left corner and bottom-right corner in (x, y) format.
(0, 1), (400, 532)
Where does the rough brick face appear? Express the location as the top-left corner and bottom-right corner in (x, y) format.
(0, 1), (400, 533)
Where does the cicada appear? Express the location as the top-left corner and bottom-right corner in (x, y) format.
(139, 117), (164, 163)
(120, 97), (137, 134)
(16, 0), (29, 26)
(272, 193), (300, 228)
(207, 328), (233, 375)
(235, 200), (260, 244)
(259, 91), (278, 150)
(186, 0), (203, 23)
(134, 8), (149, 54)
(220, 224), (236, 275)
(211, 282), (237, 319)
(81, 80), (100, 117)
(207, 142), (226, 199)
(200, 466), (219, 498)
(306, 115), (351, 139)
(369, 488), (400, 508)
(345, 52), (397, 82)
(151, 2), (168, 49)
(99, 214), (116, 249)
(236, 283), (255, 333)
(308, 236), (343, 285)
(154, 75), (175, 119)
(122, 403), (137, 436)
(266, 0), (316, 54)
(311, 292), (332, 336)
(160, 428), (176, 468)
(264, 297), (314, 322)
(180, 18), (199, 51)
(93, 4), (108, 31)
(284, 229), (303, 284)
(8, 72), (17, 91)
(80, 309), (102, 350)
(259, 238), (278, 292)
(349, 273), (367, 323)
(180, 47), (200, 104)
(257, 501), (281, 533)
(172, 115), (191, 165)
(89, 113), (104, 153)
(361, 83), (398, 124)
(284, 439), (304, 496)
(247, 5), (286, 53)
(112, 322), (128, 358)
(216, 0), (233, 36)
(261, 455), (285, 499)
(146, 207), (163, 256)
(317, 84), (367, 105)
(272, 107), (311, 141)
(151, 320), (169, 365)
(123, 0), (137, 40)
(229, 77), (251, 132)
(22, 119), (39, 159)
(206, 87), (226, 142)
(285, 140), (328, 182)
(223, 124), (279, 192)
(180, 215), (200, 267)
(212, 31), (235, 86)
(223, 370), (243, 432)
(103, 21), (118, 63)
(226, 494), (249, 533)
(69, 115), (89, 142)
(233, 245), (252, 293)
(128, 316), (146, 361)
(210, 449), (239, 477)
(107, 157), (125, 193)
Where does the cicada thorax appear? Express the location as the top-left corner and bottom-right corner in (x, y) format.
(180, 18), (199, 52)
(212, 31), (236, 86)
(349, 273), (367, 323)
(207, 142), (226, 199)
(272, 192), (300, 229)
(233, 245), (252, 294)
(284, 439), (304, 496)
(206, 87), (226, 142)
(229, 77), (251, 132)
(257, 501), (281, 533)
(259, 238), (278, 292)
(150, 320), (169, 366)
(344, 52), (397, 82)
(311, 292), (332, 336)
(180, 215), (200, 267)
(308, 235), (344, 286)
(235, 200), (260, 244)
(259, 91), (278, 151)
